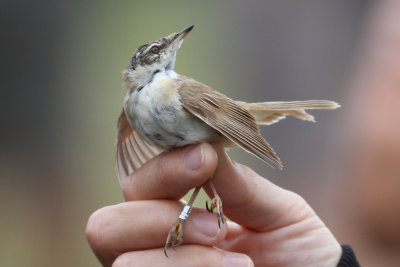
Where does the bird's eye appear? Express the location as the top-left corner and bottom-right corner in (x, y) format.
(151, 46), (160, 54)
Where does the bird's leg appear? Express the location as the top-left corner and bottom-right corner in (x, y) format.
(164, 185), (202, 257)
(206, 180), (225, 228)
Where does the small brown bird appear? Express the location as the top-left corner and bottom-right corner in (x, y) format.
(115, 25), (339, 256)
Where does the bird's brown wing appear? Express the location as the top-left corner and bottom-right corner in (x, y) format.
(115, 110), (165, 187)
(177, 76), (282, 169)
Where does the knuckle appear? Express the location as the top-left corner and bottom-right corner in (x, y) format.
(286, 191), (315, 218)
(86, 206), (114, 250)
(289, 191), (307, 205)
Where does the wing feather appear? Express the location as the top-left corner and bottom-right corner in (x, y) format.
(177, 76), (282, 169)
(115, 110), (165, 187)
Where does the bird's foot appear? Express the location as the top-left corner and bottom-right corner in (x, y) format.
(206, 195), (225, 228)
(164, 219), (184, 257)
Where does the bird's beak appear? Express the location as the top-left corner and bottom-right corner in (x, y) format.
(167, 25), (194, 58)
(176, 25), (194, 41)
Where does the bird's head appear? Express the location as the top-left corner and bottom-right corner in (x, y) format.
(122, 25), (194, 91)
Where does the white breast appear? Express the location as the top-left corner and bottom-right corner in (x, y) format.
(124, 71), (218, 148)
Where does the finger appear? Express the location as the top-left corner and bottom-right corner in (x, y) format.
(113, 245), (254, 267)
(206, 144), (315, 231)
(86, 201), (227, 266)
(123, 143), (218, 201)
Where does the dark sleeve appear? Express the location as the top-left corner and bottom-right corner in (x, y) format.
(337, 244), (361, 267)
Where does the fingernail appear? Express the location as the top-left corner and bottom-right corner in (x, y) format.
(184, 144), (204, 170)
(193, 212), (220, 238)
(224, 252), (253, 267)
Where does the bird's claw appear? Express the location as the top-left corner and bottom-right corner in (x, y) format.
(164, 220), (184, 257)
(206, 196), (225, 228)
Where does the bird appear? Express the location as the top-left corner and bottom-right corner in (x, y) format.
(115, 24), (340, 256)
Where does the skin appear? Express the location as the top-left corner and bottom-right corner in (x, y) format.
(86, 143), (342, 266)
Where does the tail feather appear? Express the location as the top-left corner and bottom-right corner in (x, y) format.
(236, 100), (340, 125)
(259, 100), (340, 110)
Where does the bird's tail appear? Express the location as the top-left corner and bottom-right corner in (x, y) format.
(237, 100), (340, 125)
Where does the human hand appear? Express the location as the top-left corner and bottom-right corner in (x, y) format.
(86, 143), (342, 266)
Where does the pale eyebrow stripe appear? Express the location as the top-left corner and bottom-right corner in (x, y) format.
(143, 43), (160, 54)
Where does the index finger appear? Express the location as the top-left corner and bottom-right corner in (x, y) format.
(208, 145), (315, 232)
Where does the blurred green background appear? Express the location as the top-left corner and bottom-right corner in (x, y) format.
(7, 0), (400, 266)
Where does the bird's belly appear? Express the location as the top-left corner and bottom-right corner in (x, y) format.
(136, 105), (220, 148)
(165, 115), (216, 145)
